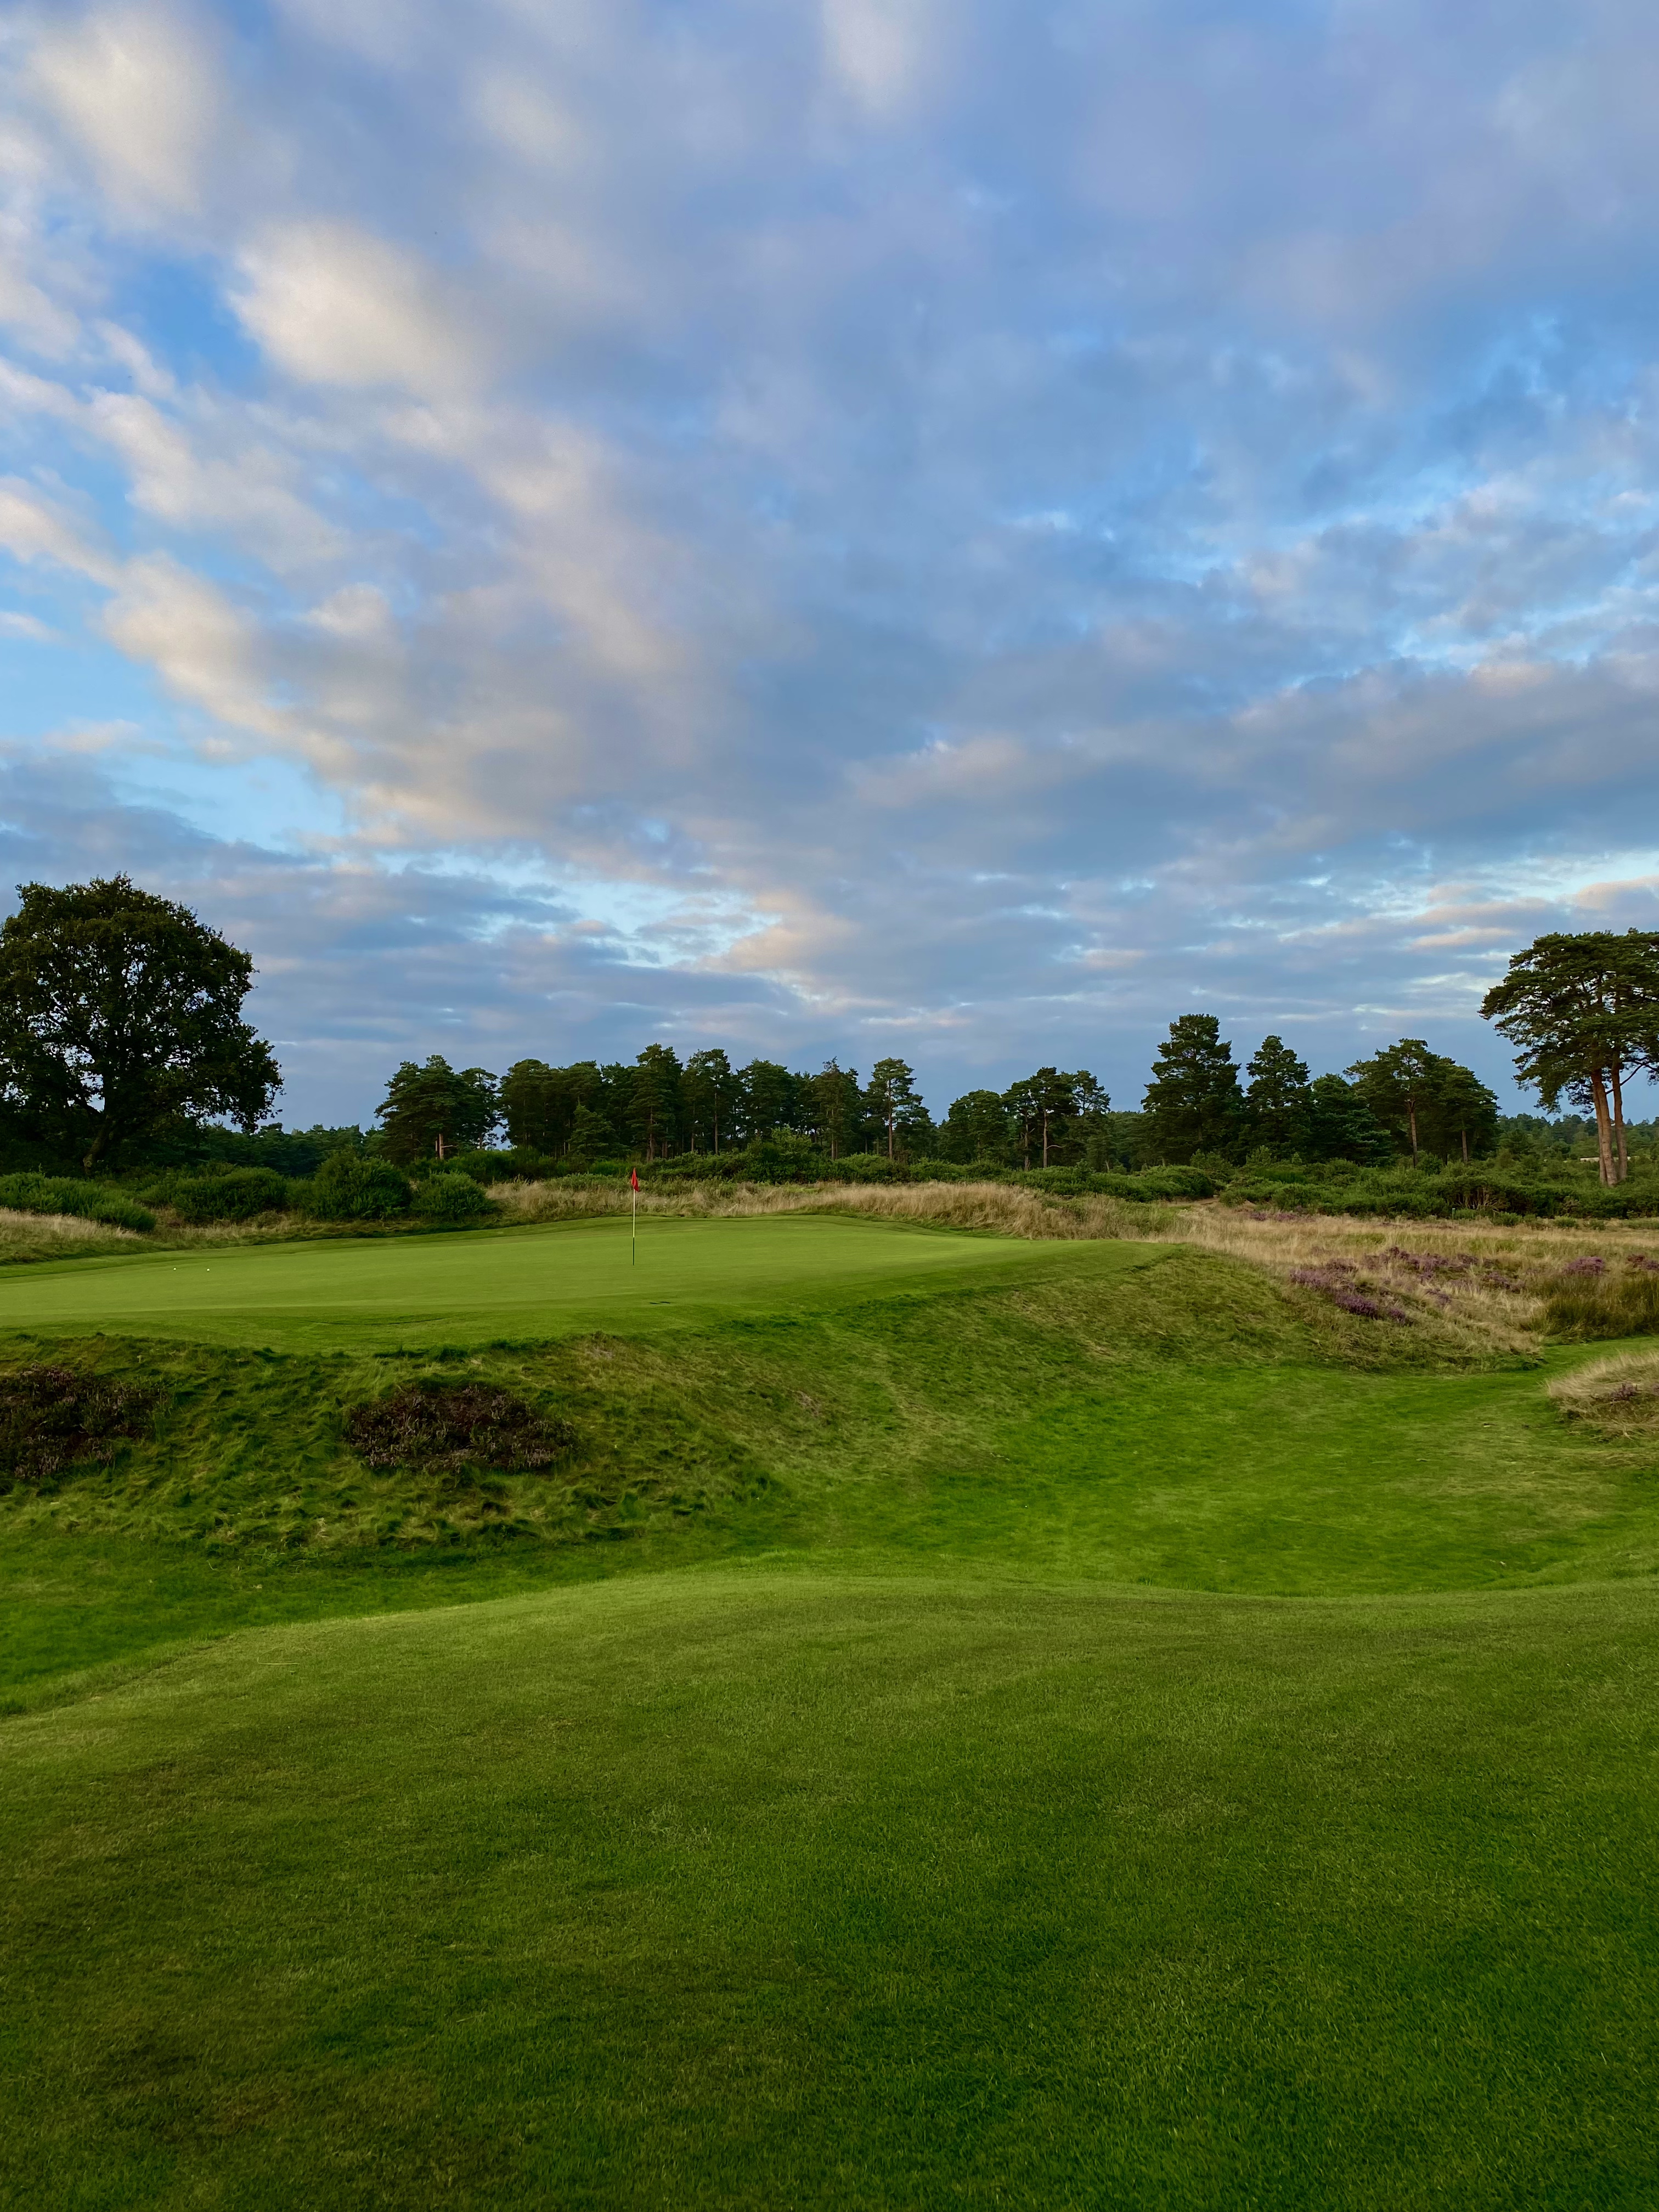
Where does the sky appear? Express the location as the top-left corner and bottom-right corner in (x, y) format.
(4, 0), (1659, 1127)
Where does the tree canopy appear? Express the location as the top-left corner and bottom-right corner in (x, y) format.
(1142, 1017), (1242, 1163)
(0, 876), (280, 1171)
(377, 1057), (499, 1164)
(1481, 931), (1659, 1184)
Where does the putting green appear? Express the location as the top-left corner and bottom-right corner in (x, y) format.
(0, 1214), (1146, 1352)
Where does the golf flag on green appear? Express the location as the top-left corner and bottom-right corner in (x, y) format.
(630, 1167), (639, 1266)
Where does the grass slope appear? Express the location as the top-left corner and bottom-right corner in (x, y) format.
(0, 1214), (1082, 1352)
(3, 1226), (1658, 2207)
(4, 1572), (1656, 2210)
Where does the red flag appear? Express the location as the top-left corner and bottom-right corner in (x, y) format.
(630, 1167), (640, 1190)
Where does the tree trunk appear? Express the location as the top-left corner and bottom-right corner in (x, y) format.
(1042, 1115), (1049, 1169)
(1611, 1061), (1629, 1183)
(1461, 1127), (1470, 1163)
(1407, 1099), (1419, 1164)
(1589, 1069), (1616, 1187)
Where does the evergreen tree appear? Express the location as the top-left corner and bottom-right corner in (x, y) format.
(1481, 930), (1659, 1185)
(499, 1059), (575, 1154)
(684, 1048), (740, 1153)
(939, 1090), (1012, 1165)
(1304, 1075), (1391, 1165)
(376, 1057), (499, 1164)
(566, 1100), (616, 1165)
(1002, 1076), (1042, 1168)
(629, 1043), (683, 1160)
(865, 1058), (921, 1160)
(1142, 1016), (1243, 1162)
(1243, 1035), (1311, 1155)
(1425, 1062), (1499, 1163)
(738, 1059), (797, 1141)
(1346, 1040), (1446, 1165)
(805, 1060), (862, 1158)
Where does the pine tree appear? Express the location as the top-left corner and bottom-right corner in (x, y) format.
(1243, 1035), (1311, 1155)
(1142, 1016), (1242, 1162)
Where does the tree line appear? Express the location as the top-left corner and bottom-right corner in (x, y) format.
(367, 1023), (1502, 1174)
(1, 879), (1655, 1187)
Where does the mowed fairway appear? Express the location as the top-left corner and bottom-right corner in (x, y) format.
(4, 1572), (1656, 2210)
(0, 1212), (1099, 1352)
(4, 1223), (1659, 2209)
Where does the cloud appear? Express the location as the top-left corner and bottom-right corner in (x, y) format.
(232, 223), (494, 397)
(0, 609), (59, 642)
(7, 0), (1659, 1120)
(0, 480), (119, 585)
(29, 3), (222, 218)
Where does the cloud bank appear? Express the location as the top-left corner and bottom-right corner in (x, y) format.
(4, 0), (1659, 1119)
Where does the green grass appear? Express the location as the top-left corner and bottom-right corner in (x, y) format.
(4, 1573), (1656, 2209)
(3, 1224), (1658, 2207)
(0, 1212), (1084, 1351)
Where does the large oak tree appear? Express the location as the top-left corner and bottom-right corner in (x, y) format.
(0, 876), (280, 1171)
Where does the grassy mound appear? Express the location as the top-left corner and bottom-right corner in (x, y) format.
(4, 1220), (1658, 2207)
(4, 1572), (1656, 2210)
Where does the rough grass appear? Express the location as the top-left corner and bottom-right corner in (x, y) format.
(492, 1173), (1156, 1240)
(1547, 1348), (1659, 1434)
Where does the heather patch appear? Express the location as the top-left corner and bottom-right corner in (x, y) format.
(345, 1381), (577, 1475)
(0, 1364), (165, 1489)
(1286, 1265), (1410, 1323)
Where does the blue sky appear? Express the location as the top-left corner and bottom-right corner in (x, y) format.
(4, 0), (1659, 1125)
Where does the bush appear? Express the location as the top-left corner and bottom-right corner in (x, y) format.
(300, 1153), (411, 1222)
(0, 1364), (165, 1489)
(170, 1166), (289, 1222)
(413, 1171), (495, 1223)
(344, 1381), (575, 1473)
(0, 1173), (155, 1233)
(444, 1149), (557, 1186)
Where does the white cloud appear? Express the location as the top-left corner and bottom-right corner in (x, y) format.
(30, 3), (222, 218)
(100, 554), (289, 741)
(232, 223), (494, 397)
(0, 480), (118, 585)
(86, 390), (341, 565)
(0, 608), (59, 641)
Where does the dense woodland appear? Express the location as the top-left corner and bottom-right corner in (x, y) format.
(2, 881), (1659, 1210)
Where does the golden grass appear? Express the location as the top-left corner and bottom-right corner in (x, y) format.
(1545, 1348), (1659, 1434)
(1148, 1205), (1659, 1360)
(490, 1177), (1162, 1242)
(0, 1208), (141, 1249)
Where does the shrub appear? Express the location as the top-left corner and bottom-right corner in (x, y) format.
(344, 1381), (575, 1473)
(0, 1364), (165, 1489)
(300, 1153), (411, 1221)
(413, 1171), (495, 1223)
(0, 1173), (155, 1233)
(170, 1167), (289, 1222)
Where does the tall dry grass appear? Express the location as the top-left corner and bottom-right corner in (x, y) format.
(1546, 1348), (1659, 1434)
(1158, 1205), (1659, 1357)
(0, 1207), (142, 1246)
(490, 1176), (1159, 1241)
